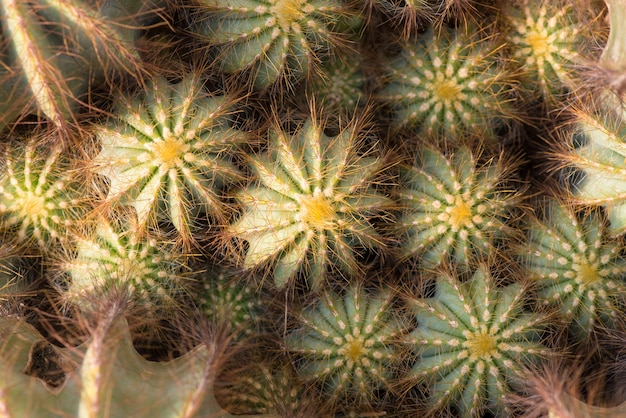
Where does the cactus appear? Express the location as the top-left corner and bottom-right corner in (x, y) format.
(405, 265), (550, 416)
(228, 115), (393, 289)
(301, 53), (367, 118)
(216, 360), (315, 415)
(397, 145), (524, 269)
(500, 0), (602, 100)
(520, 201), (626, 339)
(0, 0), (625, 415)
(198, 264), (266, 342)
(189, 0), (361, 90)
(0, 136), (94, 251)
(0, 0), (149, 129)
(62, 211), (189, 316)
(91, 75), (246, 247)
(285, 284), (404, 406)
(0, 311), (270, 417)
(377, 26), (512, 143)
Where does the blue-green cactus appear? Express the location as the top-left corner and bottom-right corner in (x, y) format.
(285, 284), (404, 405)
(405, 265), (549, 416)
(521, 201), (626, 338)
(397, 145), (524, 269)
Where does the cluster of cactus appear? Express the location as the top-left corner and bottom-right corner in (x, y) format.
(5, 0), (626, 417)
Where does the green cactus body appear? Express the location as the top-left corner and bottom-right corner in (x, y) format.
(92, 76), (245, 245)
(501, 0), (592, 99)
(0, 138), (92, 250)
(406, 266), (549, 416)
(199, 265), (265, 341)
(303, 54), (367, 117)
(0, 0), (145, 127)
(522, 202), (626, 338)
(564, 100), (626, 235)
(378, 27), (511, 142)
(398, 146), (521, 268)
(0, 315), (268, 418)
(192, 0), (359, 89)
(285, 285), (403, 404)
(229, 118), (392, 289)
(217, 362), (308, 415)
(63, 214), (187, 314)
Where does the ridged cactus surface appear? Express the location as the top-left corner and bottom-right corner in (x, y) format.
(2, 0), (626, 416)
(406, 266), (549, 416)
(229, 116), (392, 289)
(0, 314), (270, 418)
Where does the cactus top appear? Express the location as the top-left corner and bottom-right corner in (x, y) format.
(230, 118), (392, 289)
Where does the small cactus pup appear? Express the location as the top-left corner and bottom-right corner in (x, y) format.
(397, 145), (524, 270)
(0, 0), (148, 129)
(285, 284), (405, 408)
(405, 265), (550, 417)
(198, 263), (266, 342)
(62, 210), (189, 318)
(228, 112), (394, 289)
(90, 75), (246, 248)
(300, 52), (368, 120)
(500, 0), (605, 100)
(0, 312), (261, 417)
(188, 0), (361, 90)
(0, 135), (94, 252)
(520, 201), (626, 340)
(216, 360), (316, 416)
(377, 25), (513, 144)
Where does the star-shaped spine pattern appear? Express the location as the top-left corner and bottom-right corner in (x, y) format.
(92, 76), (245, 245)
(0, 138), (92, 250)
(378, 27), (510, 142)
(522, 201), (626, 337)
(286, 285), (403, 404)
(502, 0), (593, 98)
(64, 214), (186, 313)
(406, 266), (549, 416)
(229, 117), (392, 289)
(193, 0), (359, 89)
(397, 146), (522, 268)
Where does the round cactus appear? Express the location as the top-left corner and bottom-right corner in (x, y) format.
(190, 0), (361, 89)
(302, 53), (367, 118)
(91, 75), (246, 247)
(521, 201), (626, 338)
(405, 265), (549, 416)
(285, 284), (404, 405)
(397, 145), (524, 269)
(198, 264), (265, 342)
(377, 26), (512, 143)
(0, 137), (93, 251)
(500, 0), (603, 99)
(228, 116), (393, 289)
(62, 212), (188, 315)
(216, 361), (312, 415)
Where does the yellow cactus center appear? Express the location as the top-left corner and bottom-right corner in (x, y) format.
(526, 32), (550, 56)
(466, 331), (497, 358)
(272, 0), (306, 31)
(152, 136), (186, 168)
(299, 191), (336, 230)
(576, 261), (601, 286)
(18, 192), (46, 219)
(343, 339), (366, 364)
(433, 79), (462, 102)
(447, 198), (472, 229)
